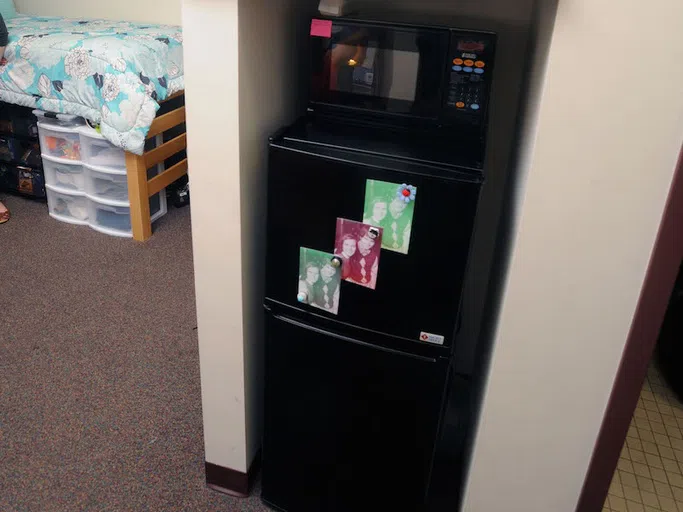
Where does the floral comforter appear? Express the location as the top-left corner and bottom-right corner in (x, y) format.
(0, 15), (184, 155)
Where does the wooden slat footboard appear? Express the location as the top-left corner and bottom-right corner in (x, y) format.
(126, 92), (188, 241)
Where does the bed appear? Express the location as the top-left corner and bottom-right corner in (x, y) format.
(0, 14), (187, 241)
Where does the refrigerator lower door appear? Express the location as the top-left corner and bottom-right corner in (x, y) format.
(262, 312), (450, 512)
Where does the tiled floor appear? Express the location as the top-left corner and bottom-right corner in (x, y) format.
(604, 364), (683, 512)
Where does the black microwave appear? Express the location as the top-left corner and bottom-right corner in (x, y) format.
(309, 17), (496, 131)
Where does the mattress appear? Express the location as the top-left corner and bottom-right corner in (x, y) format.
(0, 15), (184, 155)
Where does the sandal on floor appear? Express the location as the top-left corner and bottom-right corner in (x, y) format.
(0, 202), (10, 224)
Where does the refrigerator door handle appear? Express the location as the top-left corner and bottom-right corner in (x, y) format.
(273, 313), (438, 364)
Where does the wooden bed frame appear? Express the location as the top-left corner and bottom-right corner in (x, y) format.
(124, 92), (188, 241)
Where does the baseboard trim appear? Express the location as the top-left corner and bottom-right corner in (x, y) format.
(205, 450), (261, 498)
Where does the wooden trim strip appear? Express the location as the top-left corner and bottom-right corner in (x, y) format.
(146, 106), (186, 139)
(143, 133), (186, 169)
(205, 450), (261, 498)
(147, 158), (188, 197)
(205, 463), (249, 498)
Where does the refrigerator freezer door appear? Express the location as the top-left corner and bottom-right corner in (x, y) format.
(262, 312), (450, 512)
(266, 139), (481, 348)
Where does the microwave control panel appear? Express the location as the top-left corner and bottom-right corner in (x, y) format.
(445, 32), (496, 122)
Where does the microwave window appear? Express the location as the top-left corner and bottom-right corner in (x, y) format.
(311, 24), (448, 116)
(330, 45), (420, 102)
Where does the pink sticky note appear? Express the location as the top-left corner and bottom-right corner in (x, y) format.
(310, 19), (332, 38)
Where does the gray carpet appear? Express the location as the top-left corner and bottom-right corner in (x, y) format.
(0, 195), (268, 512)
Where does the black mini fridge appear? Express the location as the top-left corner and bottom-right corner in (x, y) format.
(262, 14), (495, 511)
(262, 119), (484, 512)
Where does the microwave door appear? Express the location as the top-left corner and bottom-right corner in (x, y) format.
(310, 21), (448, 118)
(351, 47), (379, 96)
(334, 46), (378, 95)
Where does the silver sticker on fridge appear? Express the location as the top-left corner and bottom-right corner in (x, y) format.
(419, 332), (445, 345)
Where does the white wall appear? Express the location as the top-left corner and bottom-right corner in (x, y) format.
(183, 0), (315, 473)
(237, 0), (316, 465)
(15, 0), (181, 25)
(463, 0), (683, 509)
(183, 0), (245, 472)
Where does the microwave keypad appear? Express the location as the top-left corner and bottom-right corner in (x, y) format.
(447, 72), (484, 112)
(447, 37), (491, 115)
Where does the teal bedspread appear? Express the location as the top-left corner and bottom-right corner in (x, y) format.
(1, 15), (184, 155)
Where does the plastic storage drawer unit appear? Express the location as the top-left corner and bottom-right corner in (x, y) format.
(80, 127), (126, 170)
(38, 123), (82, 161)
(85, 165), (128, 203)
(35, 110), (84, 162)
(46, 185), (89, 225)
(43, 155), (85, 192)
(87, 193), (167, 238)
(88, 201), (132, 235)
(33, 110), (83, 128)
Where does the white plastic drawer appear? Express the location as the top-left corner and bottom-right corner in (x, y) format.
(87, 192), (167, 238)
(38, 122), (81, 161)
(88, 200), (133, 237)
(43, 155), (85, 193)
(46, 185), (89, 225)
(85, 165), (128, 203)
(80, 128), (126, 170)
